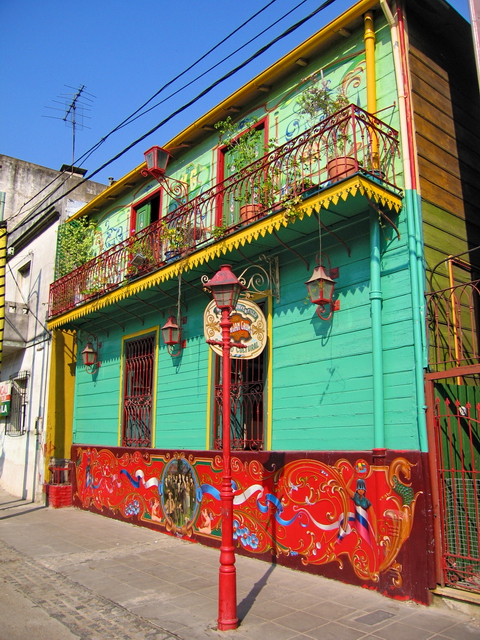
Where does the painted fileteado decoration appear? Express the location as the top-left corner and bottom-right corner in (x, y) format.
(203, 298), (267, 359)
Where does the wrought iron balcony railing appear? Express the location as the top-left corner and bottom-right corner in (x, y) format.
(49, 105), (400, 318)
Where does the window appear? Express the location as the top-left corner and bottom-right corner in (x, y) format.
(218, 119), (267, 227)
(17, 262), (31, 304)
(122, 334), (155, 447)
(212, 328), (265, 452)
(5, 371), (29, 436)
(130, 190), (161, 235)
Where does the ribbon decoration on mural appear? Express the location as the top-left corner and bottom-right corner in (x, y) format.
(75, 448), (421, 588)
(203, 299), (267, 359)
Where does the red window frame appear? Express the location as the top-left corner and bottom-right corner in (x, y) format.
(129, 186), (163, 236)
(215, 116), (269, 227)
(122, 334), (155, 448)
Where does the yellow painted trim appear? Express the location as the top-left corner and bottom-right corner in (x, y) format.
(205, 347), (213, 450)
(70, 0), (379, 221)
(266, 295), (273, 451)
(48, 176), (402, 329)
(118, 326), (160, 448)
(0, 223), (7, 371)
(45, 329), (76, 478)
(70, 164), (145, 221)
(364, 12), (377, 114)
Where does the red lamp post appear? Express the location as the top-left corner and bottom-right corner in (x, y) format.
(203, 264), (245, 631)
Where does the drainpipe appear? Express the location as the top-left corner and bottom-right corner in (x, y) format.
(364, 12), (385, 450)
(380, 0), (428, 451)
(0, 221), (6, 373)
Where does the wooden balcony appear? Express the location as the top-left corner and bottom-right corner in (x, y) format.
(48, 105), (400, 319)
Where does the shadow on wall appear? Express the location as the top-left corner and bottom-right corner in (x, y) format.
(0, 436), (4, 479)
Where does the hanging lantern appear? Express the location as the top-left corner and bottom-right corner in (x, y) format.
(203, 264), (245, 310)
(305, 265), (335, 307)
(161, 316), (181, 346)
(143, 146), (171, 178)
(81, 342), (98, 367)
(81, 340), (101, 374)
(305, 262), (339, 321)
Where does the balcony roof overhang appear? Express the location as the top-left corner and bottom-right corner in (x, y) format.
(69, 0), (379, 221)
(47, 176), (402, 329)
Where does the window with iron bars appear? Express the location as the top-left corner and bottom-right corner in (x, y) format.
(213, 316), (265, 452)
(5, 371), (29, 436)
(122, 334), (155, 448)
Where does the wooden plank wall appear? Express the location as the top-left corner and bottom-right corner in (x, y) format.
(407, 2), (480, 293)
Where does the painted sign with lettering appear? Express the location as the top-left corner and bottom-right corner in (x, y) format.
(0, 381), (12, 416)
(203, 299), (267, 359)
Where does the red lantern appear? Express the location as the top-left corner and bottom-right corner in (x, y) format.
(81, 342), (98, 367)
(143, 146), (171, 180)
(161, 316), (181, 346)
(203, 264), (245, 310)
(305, 264), (335, 307)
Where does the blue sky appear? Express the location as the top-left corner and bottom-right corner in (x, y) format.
(0, 0), (471, 187)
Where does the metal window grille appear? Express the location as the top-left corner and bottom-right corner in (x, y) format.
(213, 350), (265, 451)
(5, 371), (29, 436)
(122, 335), (155, 448)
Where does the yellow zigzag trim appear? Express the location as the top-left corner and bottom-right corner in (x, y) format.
(48, 177), (402, 329)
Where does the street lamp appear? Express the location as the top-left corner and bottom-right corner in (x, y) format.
(202, 264), (245, 631)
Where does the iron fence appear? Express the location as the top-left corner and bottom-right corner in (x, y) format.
(49, 105), (400, 318)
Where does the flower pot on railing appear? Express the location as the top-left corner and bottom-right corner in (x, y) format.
(240, 203), (263, 223)
(327, 156), (357, 183)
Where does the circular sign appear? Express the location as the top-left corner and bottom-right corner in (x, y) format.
(204, 298), (267, 359)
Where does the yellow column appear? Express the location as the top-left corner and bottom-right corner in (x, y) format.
(0, 222), (7, 372)
(44, 329), (76, 479)
(364, 11), (378, 167)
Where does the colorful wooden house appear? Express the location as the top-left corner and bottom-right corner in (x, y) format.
(45, 0), (480, 605)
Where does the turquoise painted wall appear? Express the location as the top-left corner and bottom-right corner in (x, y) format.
(71, 15), (419, 452)
(72, 291), (210, 449)
(87, 15), (400, 239)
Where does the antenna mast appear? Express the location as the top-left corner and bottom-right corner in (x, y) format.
(44, 84), (95, 166)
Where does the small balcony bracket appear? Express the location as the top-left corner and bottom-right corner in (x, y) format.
(238, 255), (280, 303)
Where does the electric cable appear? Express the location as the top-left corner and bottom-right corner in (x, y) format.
(75, 0), (284, 165)
(9, 0), (287, 224)
(12, 0), (337, 233)
(77, 0), (312, 167)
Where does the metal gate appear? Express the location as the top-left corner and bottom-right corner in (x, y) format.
(430, 380), (480, 594)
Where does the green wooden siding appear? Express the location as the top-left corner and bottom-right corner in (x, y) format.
(71, 14), (421, 453)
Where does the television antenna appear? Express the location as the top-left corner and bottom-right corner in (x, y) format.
(44, 84), (95, 166)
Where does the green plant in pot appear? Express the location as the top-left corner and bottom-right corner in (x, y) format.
(298, 75), (356, 182)
(215, 116), (267, 223)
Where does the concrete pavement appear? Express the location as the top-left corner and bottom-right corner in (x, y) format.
(0, 488), (479, 640)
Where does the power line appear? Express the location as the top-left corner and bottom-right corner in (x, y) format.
(10, 0), (285, 224)
(13, 0), (337, 233)
(76, 0), (311, 167)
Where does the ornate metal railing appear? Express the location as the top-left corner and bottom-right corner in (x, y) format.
(49, 105), (400, 318)
(426, 280), (480, 372)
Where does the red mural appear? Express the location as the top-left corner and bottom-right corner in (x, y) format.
(73, 446), (423, 596)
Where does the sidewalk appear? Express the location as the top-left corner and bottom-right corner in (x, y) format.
(0, 488), (478, 640)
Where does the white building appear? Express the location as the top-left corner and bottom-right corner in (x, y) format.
(0, 155), (105, 500)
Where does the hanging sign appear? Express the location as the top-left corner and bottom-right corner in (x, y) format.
(204, 299), (267, 359)
(0, 381), (12, 416)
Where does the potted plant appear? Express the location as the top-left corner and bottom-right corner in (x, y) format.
(126, 236), (156, 277)
(298, 75), (355, 182)
(215, 116), (266, 222)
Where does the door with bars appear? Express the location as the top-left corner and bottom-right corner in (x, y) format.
(122, 334), (155, 447)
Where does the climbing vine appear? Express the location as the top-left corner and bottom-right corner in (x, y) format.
(55, 217), (97, 279)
